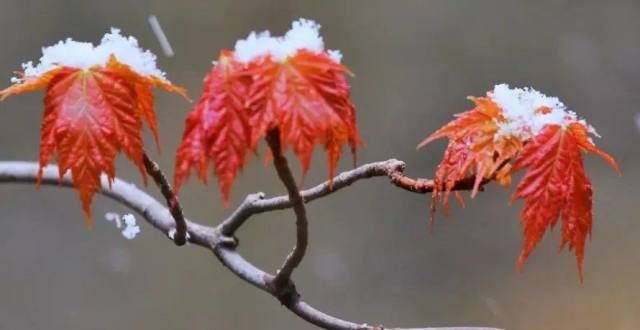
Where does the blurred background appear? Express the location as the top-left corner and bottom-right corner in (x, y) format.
(0, 1), (638, 329)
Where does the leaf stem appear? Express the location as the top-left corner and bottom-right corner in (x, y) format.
(265, 128), (309, 296)
(143, 152), (188, 246)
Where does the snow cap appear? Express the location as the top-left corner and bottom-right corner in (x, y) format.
(233, 18), (342, 63)
(489, 84), (596, 140)
(13, 28), (166, 82)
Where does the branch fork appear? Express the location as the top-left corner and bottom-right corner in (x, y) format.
(0, 158), (501, 330)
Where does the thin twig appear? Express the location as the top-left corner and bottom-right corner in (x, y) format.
(265, 128), (309, 296)
(389, 172), (485, 193)
(0, 161), (502, 330)
(142, 152), (187, 245)
(218, 159), (405, 236)
(388, 157), (514, 194)
(219, 159), (490, 237)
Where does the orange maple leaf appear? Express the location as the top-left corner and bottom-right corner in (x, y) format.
(418, 97), (521, 220)
(0, 58), (185, 223)
(420, 85), (620, 279)
(511, 123), (619, 280)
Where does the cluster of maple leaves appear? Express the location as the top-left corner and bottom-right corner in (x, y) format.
(174, 49), (361, 202)
(420, 96), (619, 280)
(0, 25), (619, 280)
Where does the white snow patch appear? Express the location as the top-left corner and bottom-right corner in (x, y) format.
(327, 49), (343, 63)
(13, 28), (166, 82)
(167, 228), (191, 242)
(489, 84), (593, 140)
(233, 18), (342, 63)
(121, 214), (141, 240)
(105, 212), (123, 229)
(105, 212), (141, 240)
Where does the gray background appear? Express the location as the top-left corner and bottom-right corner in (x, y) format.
(0, 1), (638, 329)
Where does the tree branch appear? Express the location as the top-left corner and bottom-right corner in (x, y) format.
(219, 159), (490, 237)
(0, 161), (501, 330)
(265, 128), (309, 295)
(218, 158), (406, 236)
(389, 172), (485, 194)
(142, 152), (188, 245)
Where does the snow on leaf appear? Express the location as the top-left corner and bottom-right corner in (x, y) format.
(511, 123), (618, 280)
(174, 51), (252, 202)
(175, 19), (361, 202)
(233, 18), (337, 63)
(418, 97), (521, 221)
(238, 18), (362, 187)
(37, 67), (140, 221)
(419, 85), (619, 279)
(246, 50), (361, 179)
(1, 54), (185, 224)
(490, 83), (580, 140)
(14, 28), (168, 82)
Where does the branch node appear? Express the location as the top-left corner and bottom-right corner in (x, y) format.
(0, 160), (504, 330)
(267, 275), (299, 307)
(215, 234), (238, 248)
(211, 226), (238, 248)
(385, 159), (406, 174)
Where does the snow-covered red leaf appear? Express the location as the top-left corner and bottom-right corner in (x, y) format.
(0, 29), (186, 223)
(511, 123), (619, 280)
(420, 84), (619, 279)
(419, 97), (521, 220)
(246, 49), (360, 179)
(39, 67), (145, 220)
(174, 51), (252, 202)
(174, 19), (362, 202)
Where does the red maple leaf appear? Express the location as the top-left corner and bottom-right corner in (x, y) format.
(420, 85), (620, 279)
(104, 57), (187, 150)
(175, 49), (362, 202)
(0, 57), (186, 223)
(418, 97), (521, 220)
(246, 50), (361, 179)
(511, 123), (619, 280)
(174, 51), (252, 202)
